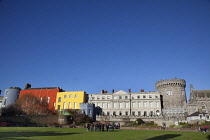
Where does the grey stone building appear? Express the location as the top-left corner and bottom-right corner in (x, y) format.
(155, 78), (187, 121)
(187, 85), (210, 115)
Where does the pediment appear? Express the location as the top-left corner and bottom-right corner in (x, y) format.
(113, 90), (129, 95)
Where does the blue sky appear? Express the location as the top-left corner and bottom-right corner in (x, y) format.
(0, 0), (210, 100)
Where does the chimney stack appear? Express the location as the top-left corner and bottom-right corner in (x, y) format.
(112, 89), (114, 93)
(140, 89), (144, 92)
(0, 90), (1, 95)
(25, 83), (31, 90)
(128, 89), (131, 93)
(101, 89), (105, 94)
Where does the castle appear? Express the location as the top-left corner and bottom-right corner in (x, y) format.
(88, 78), (210, 125)
(0, 78), (209, 126)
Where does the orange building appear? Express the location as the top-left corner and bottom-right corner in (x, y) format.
(19, 83), (63, 113)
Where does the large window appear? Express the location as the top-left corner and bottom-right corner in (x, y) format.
(63, 102), (66, 109)
(166, 90), (173, 95)
(68, 102), (71, 108)
(114, 103), (117, 108)
(120, 102), (123, 108)
(74, 102), (77, 109)
(138, 102), (141, 108)
(58, 105), (61, 110)
(58, 97), (61, 103)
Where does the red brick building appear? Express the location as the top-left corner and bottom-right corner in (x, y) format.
(19, 83), (63, 112)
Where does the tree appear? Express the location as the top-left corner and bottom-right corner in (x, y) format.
(136, 118), (144, 125)
(15, 93), (51, 115)
(66, 109), (92, 125)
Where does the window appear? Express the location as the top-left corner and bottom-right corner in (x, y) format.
(143, 102), (147, 108)
(150, 102), (153, 107)
(126, 102), (129, 108)
(92, 97), (95, 100)
(120, 102), (123, 108)
(138, 102), (141, 108)
(132, 102), (135, 108)
(138, 111), (141, 116)
(40, 97), (42, 102)
(58, 105), (61, 110)
(102, 103), (105, 108)
(119, 111), (122, 116)
(166, 90), (173, 95)
(113, 111), (116, 116)
(144, 111), (147, 116)
(114, 96), (117, 99)
(125, 111), (128, 115)
(143, 95), (146, 98)
(68, 102), (71, 108)
(74, 94), (78, 98)
(132, 96), (134, 99)
(149, 95), (152, 98)
(63, 102), (66, 109)
(114, 103), (117, 108)
(74, 102), (77, 109)
(47, 97), (50, 104)
(137, 95), (140, 99)
(155, 95), (158, 98)
(64, 95), (67, 98)
(150, 111), (153, 116)
(69, 95), (72, 98)
(97, 96), (100, 99)
(102, 96), (105, 99)
(107, 103), (110, 108)
(119, 96), (122, 99)
(132, 111), (135, 116)
(107, 96), (110, 99)
(54, 103), (56, 107)
(125, 96), (128, 99)
(107, 112), (110, 116)
(58, 97), (61, 103)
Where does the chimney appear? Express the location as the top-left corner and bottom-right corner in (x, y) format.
(128, 89), (131, 93)
(0, 90), (1, 95)
(112, 89), (115, 93)
(140, 89), (144, 92)
(25, 83), (31, 90)
(101, 89), (105, 94)
(104, 90), (108, 93)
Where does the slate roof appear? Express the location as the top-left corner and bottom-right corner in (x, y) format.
(194, 90), (210, 98)
(188, 111), (208, 117)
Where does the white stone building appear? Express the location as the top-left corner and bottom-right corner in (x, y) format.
(88, 89), (162, 118)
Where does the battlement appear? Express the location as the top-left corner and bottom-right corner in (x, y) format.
(155, 78), (186, 89)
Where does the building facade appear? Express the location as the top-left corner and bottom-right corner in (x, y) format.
(155, 78), (187, 121)
(55, 91), (86, 112)
(20, 83), (63, 112)
(88, 89), (162, 117)
(187, 85), (210, 115)
(1, 87), (21, 108)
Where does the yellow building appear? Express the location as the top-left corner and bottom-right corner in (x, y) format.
(55, 91), (86, 111)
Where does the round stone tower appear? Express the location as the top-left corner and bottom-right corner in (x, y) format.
(155, 78), (187, 109)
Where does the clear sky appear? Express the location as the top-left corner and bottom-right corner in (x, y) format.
(0, 0), (209, 100)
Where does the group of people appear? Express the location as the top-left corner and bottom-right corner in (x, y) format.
(85, 122), (120, 132)
(199, 125), (209, 133)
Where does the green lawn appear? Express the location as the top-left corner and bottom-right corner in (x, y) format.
(0, 127), (209, 140)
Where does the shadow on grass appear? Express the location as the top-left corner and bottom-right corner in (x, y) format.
(145, 134), (181, 140)
(207, 135), (210, 140)
(0, 131), (80, 140)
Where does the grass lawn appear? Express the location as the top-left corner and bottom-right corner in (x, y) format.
(0, 127), (209, 140)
